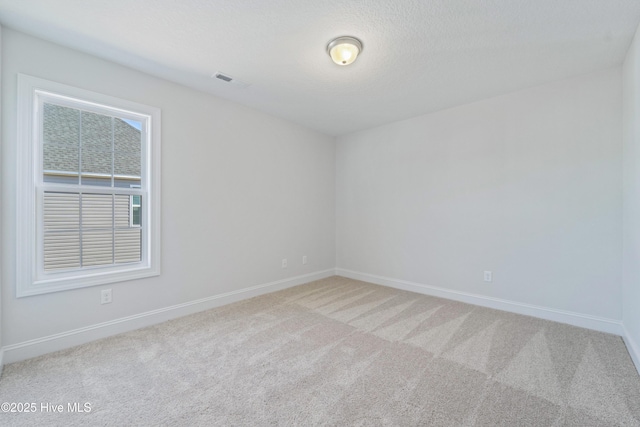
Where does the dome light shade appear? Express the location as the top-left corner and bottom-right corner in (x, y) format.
(327, 36), (363, 66)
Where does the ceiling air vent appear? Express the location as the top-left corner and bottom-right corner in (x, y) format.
(211, 72), (250, 88)
(214, 73), (233, 82)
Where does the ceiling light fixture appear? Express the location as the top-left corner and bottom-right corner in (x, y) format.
(327, 36), (363, 66)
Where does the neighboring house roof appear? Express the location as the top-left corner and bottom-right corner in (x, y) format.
(43, 103), (141, 177)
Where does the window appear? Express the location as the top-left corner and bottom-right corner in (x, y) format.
(16, 74), (161, 297)
(129, 184), (142, 227)
(130, 195), (142, 227)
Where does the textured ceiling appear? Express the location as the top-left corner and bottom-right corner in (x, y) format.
(1, 0), (639, 136)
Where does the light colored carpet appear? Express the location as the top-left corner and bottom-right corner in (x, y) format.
(1, 276), (639, 426)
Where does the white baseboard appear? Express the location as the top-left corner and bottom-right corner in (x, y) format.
(336, 268), (624, 336)
(622, 326), (640, 375)
(2, 269), (335, 364)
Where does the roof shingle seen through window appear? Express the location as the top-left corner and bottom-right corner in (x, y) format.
(43, 103), (141, 177)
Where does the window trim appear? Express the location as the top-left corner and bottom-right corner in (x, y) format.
(16, 74), (161, 297)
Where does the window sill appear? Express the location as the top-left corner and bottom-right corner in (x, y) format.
(18, 265), (160, 298)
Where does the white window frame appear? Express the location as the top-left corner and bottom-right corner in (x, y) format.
(16, 74), (161, 297)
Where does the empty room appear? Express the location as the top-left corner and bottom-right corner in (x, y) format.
(1, 0), (640, 425)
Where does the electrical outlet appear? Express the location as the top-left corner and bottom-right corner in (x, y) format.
(101, 289), (112, 304)
(483, 271), (492, 282)
(302, 255), (308, 265)
(282, 258), (288, 269)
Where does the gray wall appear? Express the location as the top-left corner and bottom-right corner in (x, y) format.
(623, 21), (640, 368)
(1, 29), (336, 347)
(336, 68), (623, 320)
